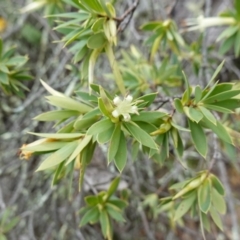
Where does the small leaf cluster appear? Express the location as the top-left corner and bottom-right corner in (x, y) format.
(20, 81), (165, 187)
(141, 19), (185, 60)
(0, 39), (32, 97)
(217, 0), (240, 56)
(80, 177), (127, 240)
(50, 0), (125, 92)
(159, 171), (226, 239)
(173, 62), (240, 157)
(120, 46), (182, 94)
(0, 208), (19, 240)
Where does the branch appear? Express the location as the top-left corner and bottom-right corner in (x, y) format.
(115, 0), (140, 32)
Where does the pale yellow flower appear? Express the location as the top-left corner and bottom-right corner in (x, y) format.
(112, 95), (139, 121)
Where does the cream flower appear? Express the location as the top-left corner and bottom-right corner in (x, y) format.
(112, 95), (139, 121)
(184, 16), (236, 32)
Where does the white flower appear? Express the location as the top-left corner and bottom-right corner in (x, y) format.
(112, 95), (139, 121)
(184, 16), (236, 32)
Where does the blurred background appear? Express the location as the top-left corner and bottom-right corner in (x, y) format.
(0, 0), (239, 239)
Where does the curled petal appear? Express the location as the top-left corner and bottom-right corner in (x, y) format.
(112, 109), (120, 118)
(113, 96), (121, 105)
(123, 114), (131, 122)
(125, 95), (133, 103)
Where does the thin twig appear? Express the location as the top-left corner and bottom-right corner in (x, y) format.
(129, 160), (156, 240)
(116, 0), (140, 32)
(115, 0), (140, 22)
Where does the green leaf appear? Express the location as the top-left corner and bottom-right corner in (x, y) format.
(200, 212), (210, 232)
(188, 120), (207, 157)
(194, 85), (202, 103)
(2, 216), (19, 232)
(174, 98), (184, 113)
(136, 93), (157, 107)
(80, 0), (105, 13)
(206, 83), (233, 98)
(203, 104), (234, 113)
(87, 32), (107, 49)
(234, 30), (240, 56)
(87, 118), (114, 136)
(23, 141), (68, 152)
(108, 123), (121, 163)
(28, 132), (83, 139)
(212, 188), (226, 214)
(171, 122), (190, 132)
(107, 177), (120, 198)
(212, 99), (240, 110)
(108, 199), (128, 209)
(210, 174), (225, 196)
(204, 61), (225, 91)
(198, 179), (212, 213)
(52, 161), (65, 186)
(34, 110), (79, 121)
(106, 203), (125, 222)
(210, 207), (223, 231)
(65, 135), (92, 165)
(114, 131), (127, 172)
(97, 124), (115, 143)
(219, 36), (235, 55)
(5, 56), (28, 66)
(0, 71), (9, 84)
(182, 71), (191, 103)
(174, 191), (196, 221)
(85, 196), (99, 206)
(36, 141), (78, 171)
(159, 133), (169, 163)
(124, 122), (158, 150)
(203, 90), (240, 103)
(0, 234), (7, 240)
(79, 206), (99, 227)
(176, 131), (184, 157)
(217, 25), (239, 42)
(184, 106), (203, 123)
(74, 115), (100, 130)
(202, 118), (233, 144)
(46, 96), (92, 113)
(131, 111), (166, 123)
(141, 21), (160, 31)
(92, 18), (106, 32)
(199, 106), (216, 125)
(99, 210), (111, 239)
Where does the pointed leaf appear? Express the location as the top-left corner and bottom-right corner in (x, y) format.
(199, 106), (216, 125)
(188, 120), (207, 157)
(212, 188), (226, 214)
(65, 135), (92, 165)
(210, 207), (223, 231)
(174, 192), (196, 221)
(79, 206), (99, 227)
(108, 124), (121, 163)
(124, 122), (158, 149)
(198, 179), (212, 213)
(87, 118), (113, 136)
(114, 131), (127, 172)
(36, 141), (78, 171)
(210, 174), (225, 196)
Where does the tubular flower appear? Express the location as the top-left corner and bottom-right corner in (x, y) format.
(19, 144), (33, 160)
(112, 95), (139, 122)
(184, 16), (236, 31)
(19, 139), (47, 160)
